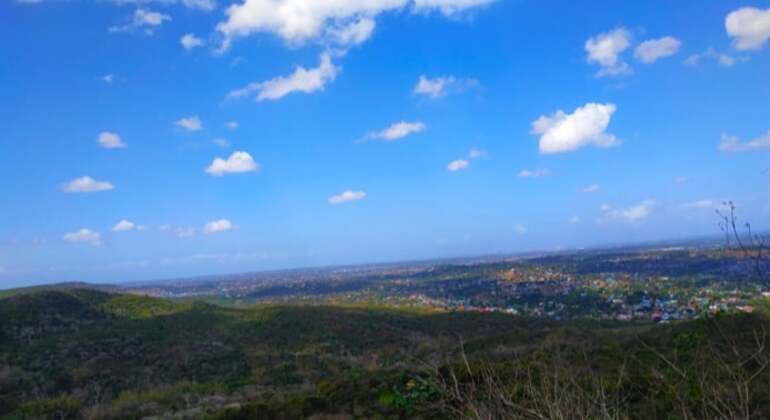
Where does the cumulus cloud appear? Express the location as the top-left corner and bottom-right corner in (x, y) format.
(718, 130), (770, 153)
(181, 33), (204, 50)
(447, 159), (469, 172)
(175, 115), (203, 131)
(531, 102), (619, 154)
(367, 121), (426, 141)
(683, 48), (737, 67)
(203, 218), (237, 234)
(63, 229), (102, 246)
(413, 75), (479, 99)
(634, 36), (681, 63)
(98, 131), (126, 149)
(328, 190), (366, 204)
(227, 53), (339, 101)
(215, 0), (495, 51)
(112, 220), (136, 231)
(599, 200), (655, 223)
(518, 168), (549, 178)
(585, 27), (632, 77)
(582, 184), (600, 193)
(205, 151), (260, 176)
(61, 176), (115, 193)
(109, 8), (171, 34)
(726, 7), (770, 51)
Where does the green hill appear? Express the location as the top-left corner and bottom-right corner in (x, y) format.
(1, 289), (769, 419)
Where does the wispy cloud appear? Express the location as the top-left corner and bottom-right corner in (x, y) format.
(63, 229), (102, 246)
(719, 130), (770, 152)
(447, 159), (469, 172)
(203, 219), (237, 234)
(175, 115), (203, 132)
(518, 168), (549, 179)
(413, 75), (479, 99)
(227, 53), (339, 102)
(98, 131), (126, 149)
(366, 121), (426, 141)
(328, 190), (366, 204)
(599, 200), (655, 223)
(109, 8), (171, 35)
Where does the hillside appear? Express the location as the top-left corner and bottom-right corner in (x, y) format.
(1, 289), (769, 419)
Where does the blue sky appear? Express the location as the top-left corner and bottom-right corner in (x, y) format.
(1, 0), (769, 288)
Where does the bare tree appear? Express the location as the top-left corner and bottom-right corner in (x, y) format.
(716, 201), (768, 285)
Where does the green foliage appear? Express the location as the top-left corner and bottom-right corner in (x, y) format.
(1, 289), (770, 419)
(11, 395), (81, 419)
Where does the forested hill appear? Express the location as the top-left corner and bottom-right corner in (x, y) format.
(1, 288), (769, 419)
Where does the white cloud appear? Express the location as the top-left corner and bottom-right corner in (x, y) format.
(518, 168), (549, 178)
(412, 0), (493, 15)
(328, 190), (366, 204)
(326, 17), (376, 47)
(160, 224), (196, 238)
(599, 200), (655, 223)
(514, 223), (527, 235)
(181, 33), (204, 50)
(63, 229), (102, 246)
(215, 0), (495, 51)
(726, 7), (770, 51)
(111, 0), (217, 10)
(683, 48), (737, 67)
(718, 130), (770, 153)
(61, 176), (115, 193)
(227, 53), (339, 101)
(468, 148), (486, 159)
(531, 102), (619, 154)
(582, 184), (600, 193)
(413, 75), (478, 99)
(112, 219), (136, 232)
(213, 137), (230, 148)
(680, 199), (718, 211)
(175, 115), (203, 131)
(585, 27), (632, 77)
(447, 159), (469, 171)
(97, 131), (126, 149)
(203, 218), (237, 234)
(109, 8), (171, 34)
(569, 216), (581, 224)
(102, 74), (114, 84)
(634, 36), (681, 63)
(205, 151), (260, 176)
(226, 120), (239, 130)
(182, 0), (216, 10)
(367, 121), (426, 141)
